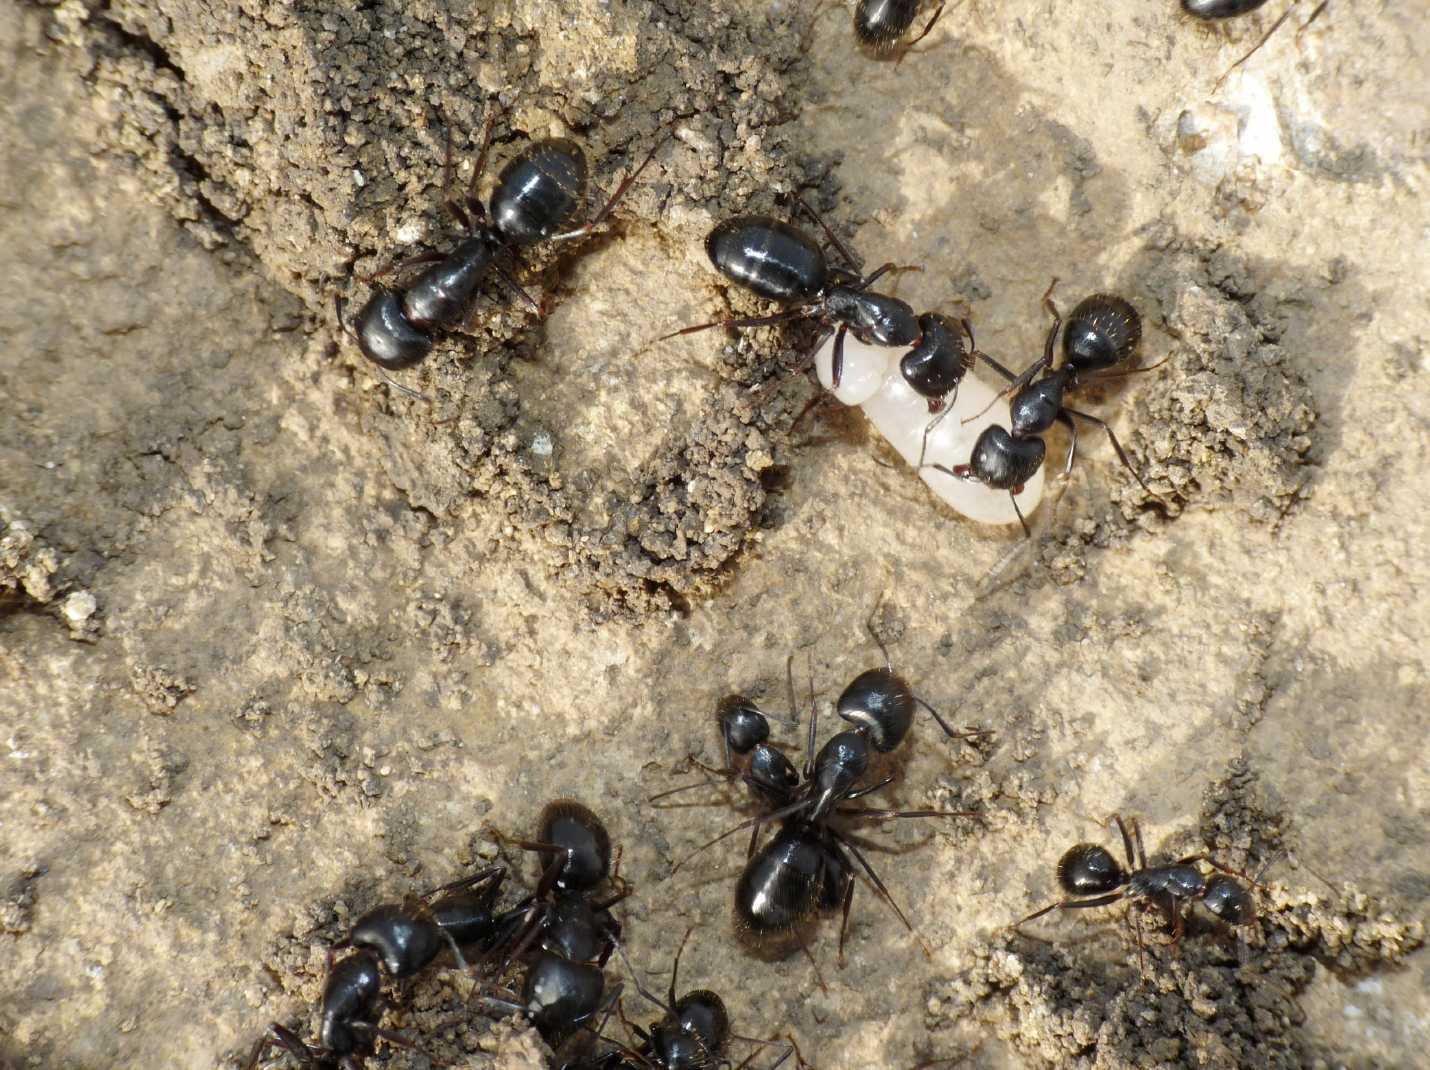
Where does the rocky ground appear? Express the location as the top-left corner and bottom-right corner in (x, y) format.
(1, 2), (1426, 1068)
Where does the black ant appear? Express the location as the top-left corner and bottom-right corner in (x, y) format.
(656, 203), (922, 392)
(480, 801), (629, 1051)
(572, 928), (803, 1069)
(664, 622), (984, 966)
(1012, 814), (1261, 965)
(338, 112), (669, 398)
(928, 283), (1163, 536)
(853, 1), (946, 62)
(245, 866), (514, 1069)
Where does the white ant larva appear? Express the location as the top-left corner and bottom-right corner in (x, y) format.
(813, 329), (1045, 528)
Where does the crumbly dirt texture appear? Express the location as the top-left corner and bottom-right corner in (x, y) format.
(1, 2), (1426, 1069)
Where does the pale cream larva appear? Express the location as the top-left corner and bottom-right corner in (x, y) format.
(813, 333), (1045, 527)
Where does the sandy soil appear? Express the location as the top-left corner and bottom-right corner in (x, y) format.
(1, 1), (1426, 1068)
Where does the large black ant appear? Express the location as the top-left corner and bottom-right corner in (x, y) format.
(660, 622), (984, 966)
(480, 800), (629, 1052)
(853, 1), (946, 61)
(338, 113), (669, 398)
(929, 283), (1163, 536)
(1013, 814), (1261, 965)
(246, 866), (515, 1069)
(656, 205), (922, 392)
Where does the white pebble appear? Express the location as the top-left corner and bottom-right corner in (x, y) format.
(814, 333), (1044, 527)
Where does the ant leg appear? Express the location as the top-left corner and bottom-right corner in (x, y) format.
(1012, 890), (1126, 929)
(914, 408), (952, 471)
(794, 194), (863, 270)
(670, 797), (812, 875)
(865, 593), (894, 670)
(245, 1024), (317, 1070)
(911, 694), (989, 743)
(1061, 406), (1162, 501)
(1009, 489), (1031, 538)
(655, 307), (813, 346)
(1212, 1), (1306, 93)
(837, 805), (982, 822)
(840, 775), (896, 802)
(856, 260), (923, 291)
(892, 2), (947, 68)
(834, 838), (932, 958)
(437, 115), (473, 232)
(464, 107), (498, 224)
(360, 250), (446, 284)
(836, 865), (857, 964)
(963, 288), (1062, 424)
(668, 925), (695, 1007)
(1084, 354), (1170, 381)
(611, 941), (673, 1018)
(831, 323), (850, 388)
(1107, 813), (1138, 871)
(487, 260), (542, 315)
(551, 130), (673, 242)
(1132, 817), (1148, 871)
(793, 924), (828, 995)
(420, 864), (506, 901)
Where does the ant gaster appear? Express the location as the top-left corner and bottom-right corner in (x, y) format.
(659, 205), (922, 391)
(1014, 814), (1260, 959)
(854, 1), (946, 61)
(340, 114), (668, 397)
(932, 284), (1162, 536)
(246, 866), (512, 1069)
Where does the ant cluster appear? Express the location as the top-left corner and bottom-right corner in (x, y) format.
(245, 801), (796, 1070)
(662, 206), (1161, 537)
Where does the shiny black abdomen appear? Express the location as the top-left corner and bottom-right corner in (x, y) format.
(705, 217), (829, 302)
(1056, 843), (1126, 895)
(355, 290), (434, 370)
(491, 138), (588, 245)
(539, 799), (612, 891)
(855, 0), (922, 49)
(836, 666), (916, 752)
(734, 824), (828, 948)
(1182, 0), (1269, 18)
(1062, 294), (1141, 374)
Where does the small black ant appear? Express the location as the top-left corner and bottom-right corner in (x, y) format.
(574, 929), (802, 1070)
(338, 113), (669, 398)
(928, 283), (1163, 536)
(480, 801), (629, 1050)
(246, 866), (513, 1069)
(854, 1), (946, 61)
(1013, 814), (1261, 963)
(657, 204), (922, 391)
(1182, 0), (1270, 14)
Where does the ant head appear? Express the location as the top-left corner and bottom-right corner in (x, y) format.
(717, 695), (771, 755)
(836, 667), (915, 753)
(967, 425), (1047, 491)
(1057, 843), (1127, 895)
(747, 746), (800, 805)
(1202, 875), (1257, 926)
(538, 800), (611, 891)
